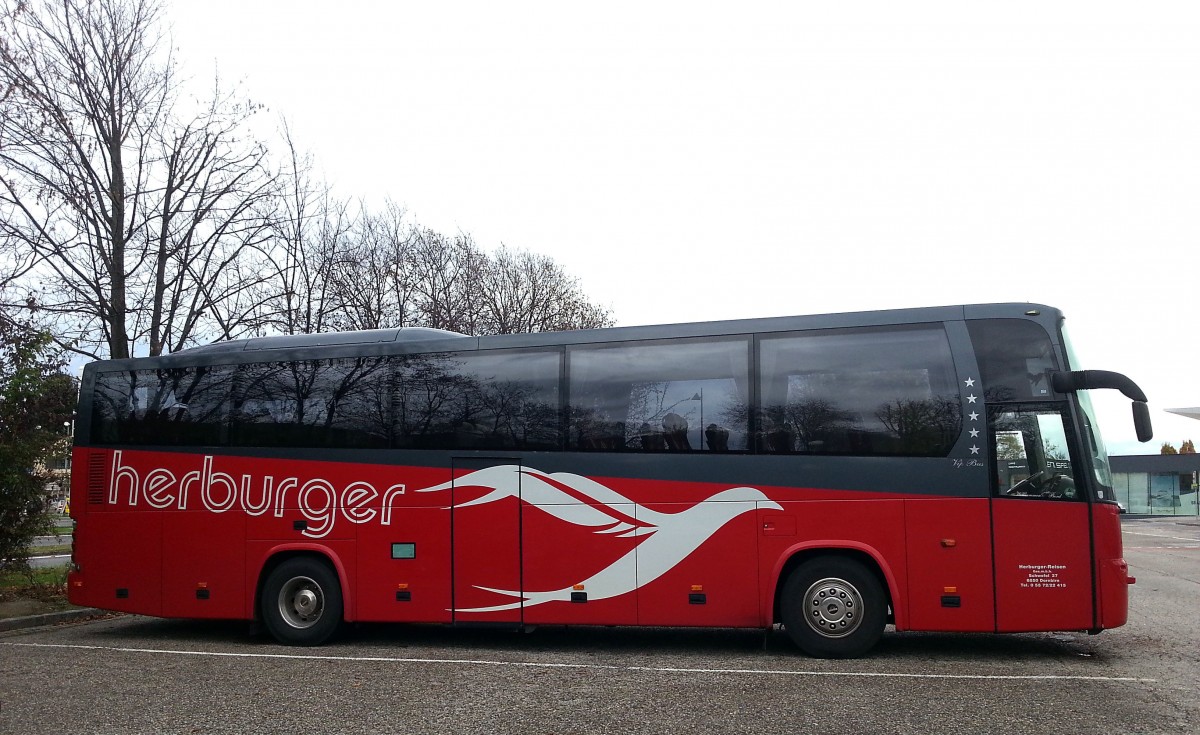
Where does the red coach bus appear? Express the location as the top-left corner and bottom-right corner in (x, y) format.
(67, 303), (1152, 657)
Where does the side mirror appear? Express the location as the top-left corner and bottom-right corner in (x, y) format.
(1052, 370), (1154, 443)
(1132, 401), (1154, 443)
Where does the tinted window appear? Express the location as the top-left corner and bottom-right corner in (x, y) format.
(568, 339), (750, 452)
(232, 357), (392, 448)
(396, 351), (561, 450)
(759, 326), (960, 456)
(90, 366), (234, 445)
(967, 319), (1059, 402)
(992, 406), (1080, 500)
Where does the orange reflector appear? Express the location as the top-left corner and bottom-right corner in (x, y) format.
(196, 582), (208, 589)
(691, 584), (704, 592)
(396, 583), (409, 590)
(71, 580), (83, 588)
(941, 539), (957, 548)
(944, 586), (958, 594)
(572, 584), (585, 591)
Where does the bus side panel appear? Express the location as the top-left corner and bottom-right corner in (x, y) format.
(161, 510), (247, 619)
(760, 499), (907, 628)
(356, 507), (452, 623)
(635, 502), (760, 628)
(1092, 503), (1130, 629)
(992, 499), (1093, 632)
(903, 498), (994, 632)
(522, 502), (640, 626)
(71, 507), (163, 617)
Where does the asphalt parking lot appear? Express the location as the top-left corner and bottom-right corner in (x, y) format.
(2, 516), (1197, 735)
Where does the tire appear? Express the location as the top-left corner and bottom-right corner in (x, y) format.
(780, 556), (886, 658)
(261, 557), (343, 646)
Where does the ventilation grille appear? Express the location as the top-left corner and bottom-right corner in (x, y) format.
(87, 452), (107, 504)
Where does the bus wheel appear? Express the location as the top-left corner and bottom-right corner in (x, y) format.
(261, 557), (343, 646)
(780, 557), (885, 658)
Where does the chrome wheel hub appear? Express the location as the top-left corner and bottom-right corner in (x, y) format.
(804, 577), (863, 638)
(278, 576), (324, 629)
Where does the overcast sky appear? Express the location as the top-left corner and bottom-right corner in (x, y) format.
(167, 1), (1199, 455)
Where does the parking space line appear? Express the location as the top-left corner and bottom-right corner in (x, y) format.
(0, 642), (1155, 683)
(1124, 531), (1200, 543)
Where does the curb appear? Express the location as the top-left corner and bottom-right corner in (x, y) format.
(0, 607), (106, 633)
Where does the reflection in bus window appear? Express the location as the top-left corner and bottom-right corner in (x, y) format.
(92, 366), (233, 445)
(758, 326), (961, 456)
(568, 339), (750, 452)
(967, 319), (1060, 402)
(395, 351), (560, 451)
(233, 357), (392, 448)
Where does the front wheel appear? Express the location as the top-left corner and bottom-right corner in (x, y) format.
(261, 557), (343, 646)
(780, 556), (886, 658)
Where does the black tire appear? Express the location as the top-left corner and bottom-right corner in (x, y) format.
(261, 557), (343, 646)
(780, 556), (886, 658)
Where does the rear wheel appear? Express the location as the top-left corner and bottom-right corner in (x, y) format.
(780, 556), (886, 658)
(261, 557), (343, 646)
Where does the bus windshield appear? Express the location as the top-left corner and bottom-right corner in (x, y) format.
(1061, 326), (1114, 493)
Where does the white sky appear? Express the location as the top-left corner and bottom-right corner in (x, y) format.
(167, 1), (1200, 455)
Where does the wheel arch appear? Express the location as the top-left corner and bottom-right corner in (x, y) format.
(254, 545), (354, 623)
(768, 542), (900, 629)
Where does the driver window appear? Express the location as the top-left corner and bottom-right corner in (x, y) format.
(991, 407), (1080, 500)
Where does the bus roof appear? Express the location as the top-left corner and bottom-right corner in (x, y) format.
(86, 302), (1063, 373)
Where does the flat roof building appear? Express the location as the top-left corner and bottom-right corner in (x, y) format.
(1111, 453), (1200, 516)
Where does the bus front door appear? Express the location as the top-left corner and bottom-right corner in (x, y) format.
(989, 406), (1095, 632)
(451, 458), (523, 625)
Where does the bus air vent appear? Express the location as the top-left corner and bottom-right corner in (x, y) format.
(88, 453), (107, 504)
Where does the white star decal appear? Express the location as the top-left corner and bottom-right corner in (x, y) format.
(967, 394), (978, 404)
(970, 445), (980, 454)
(969, 411), (979, 421)
(964, 378), (975, 387)
(970, 428), (980, 438)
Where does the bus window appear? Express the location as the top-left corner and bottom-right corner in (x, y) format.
(567, 338), (750, 452)
(991, 407), (1079, 500)
(757, 326), (960, 456)
(966, 319), (1060, 402)
(232, 357), (392, 448)
(395, 350), (560, 451)
(92, 366), (233, 446)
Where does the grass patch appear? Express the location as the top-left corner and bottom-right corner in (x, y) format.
(0, 563), (69, 605)
(29, 545), (72, 556)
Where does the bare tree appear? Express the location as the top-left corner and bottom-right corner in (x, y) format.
(333, 199), (418, 331)
(477, 246), (613, 334)
(0, 0), (274, 358)
(408, 227), (486, 334)
(322, 220), (613, 336)
(251, 122), (357, 336)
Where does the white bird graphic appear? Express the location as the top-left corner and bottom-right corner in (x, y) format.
(414, 465), (781, 612)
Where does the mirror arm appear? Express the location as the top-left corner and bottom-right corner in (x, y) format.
(1051, 370), (1148, 403)
(1051, 370), (1154, 443)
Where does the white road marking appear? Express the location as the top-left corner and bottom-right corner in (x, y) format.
(0, 642), (1155, 683)
(1124, 530), (1200, 543)
(1127, 546), (1200, 551)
